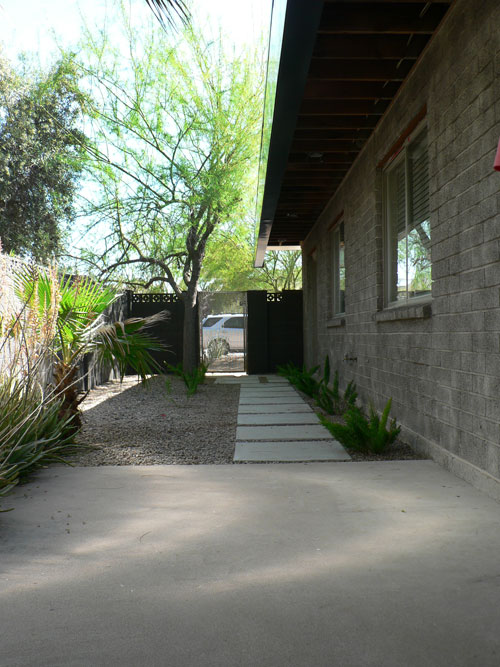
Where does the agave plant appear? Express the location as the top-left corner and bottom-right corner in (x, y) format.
(14, 268), (167, 430)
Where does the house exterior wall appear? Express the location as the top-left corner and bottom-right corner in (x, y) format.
(302, 0), (500, 497)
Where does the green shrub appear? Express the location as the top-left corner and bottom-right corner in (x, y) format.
(277, 361), (319, 398)
(315, 358), (357, 415)
(166, 362), (208, 397)
(0, 377), (78, 502)
(344, 380), (357, 408)
(278, 356), (358, 412)
(319, 398), (400, 454)
(315, 357), (337, 413)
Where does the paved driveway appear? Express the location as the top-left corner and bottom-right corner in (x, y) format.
(1, 462), (500, 666)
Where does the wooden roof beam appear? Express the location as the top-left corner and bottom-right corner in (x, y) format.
(319, 3), (450, 34)
(296, 115), (380, 129)
(278, 192), (338, 200)
(291, 139), (367, 151)
(299, 99), (390, 114)
(285, 167), (352, 175)
(288, 151), (359, 162)
(325, 1), (452, 4)
(313, 33), (429, 59)
(308, 58), (414, 80)
(293, 128), (372, 140)
(303, 80), (401, 99)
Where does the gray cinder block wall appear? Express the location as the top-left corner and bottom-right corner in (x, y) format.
(302, 0), (500, 498)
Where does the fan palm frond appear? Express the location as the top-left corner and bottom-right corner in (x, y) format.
(13, 265), (169, 432)
(144, 0), (190, 29)
(93, 316), (167, 381)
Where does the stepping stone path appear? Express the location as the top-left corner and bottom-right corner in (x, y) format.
(213, 374), (351, 462)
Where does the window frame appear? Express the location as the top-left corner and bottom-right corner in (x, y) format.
(223, 316), (245, 329)
(331, 220), (345, 316)
(383, 122), (431, 308)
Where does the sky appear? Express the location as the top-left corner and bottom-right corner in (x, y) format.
(0, 0), (272, 65)
(0, 0), (273, 259)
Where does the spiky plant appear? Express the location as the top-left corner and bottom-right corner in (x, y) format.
(319, 398), (400, 454)
(14, 268), (167, 430)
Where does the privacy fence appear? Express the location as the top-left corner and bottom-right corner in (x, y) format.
(0, 253), (303, 395)
(127, 289), (303, 374)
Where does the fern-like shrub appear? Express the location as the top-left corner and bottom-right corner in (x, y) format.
(276, 362), (320, 398)
(278, 356), (358, 411)
(319, 398), (400, 454)
(315, 359), (357, 415)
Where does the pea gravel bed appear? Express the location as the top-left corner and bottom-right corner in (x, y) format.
(70, 375), (239, 465)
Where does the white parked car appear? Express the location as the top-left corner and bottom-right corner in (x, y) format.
(202, 313), (246, 355)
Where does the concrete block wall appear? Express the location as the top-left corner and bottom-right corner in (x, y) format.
(302, 0), (500, 497)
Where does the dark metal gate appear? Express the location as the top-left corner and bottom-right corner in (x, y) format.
(246, 290), (303, 374)
(126, 289), (302, 374)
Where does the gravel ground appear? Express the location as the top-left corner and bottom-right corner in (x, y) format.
(70, 375), (239, 465)
(69, 374), (424, 466)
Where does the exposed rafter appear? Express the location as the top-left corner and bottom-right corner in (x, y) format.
(256, 0), (454, 253)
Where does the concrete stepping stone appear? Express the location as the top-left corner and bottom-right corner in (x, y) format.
(239, 388), (298, 398)
(238, 403), (313, 414)
(236, 424), (333, 441)
(237, 412), (319, 425)
(239, 396), (305, 405)
(231, 374), (351, 462)
(234, 440), (351, 462)
(258, 376), (289, 383)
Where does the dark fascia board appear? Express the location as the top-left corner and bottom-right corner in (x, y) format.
(254, 0), (325, 268)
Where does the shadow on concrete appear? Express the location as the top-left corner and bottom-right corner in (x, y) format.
(1, 463), (500, 665)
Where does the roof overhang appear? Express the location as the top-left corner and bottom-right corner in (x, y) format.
(254, 0), (325, 267)
(255, 0), (454, 267)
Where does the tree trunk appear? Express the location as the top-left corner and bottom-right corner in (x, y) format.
(182, 289), (199, 372)
(53, 361), (82, 434)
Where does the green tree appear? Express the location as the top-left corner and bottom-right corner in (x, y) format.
(0, 54), (86, 262)
(200, 234), (302, 293)
(258, 249), (302, 291)
(76, 20), (263, 370)
(199, 224), (259, 291)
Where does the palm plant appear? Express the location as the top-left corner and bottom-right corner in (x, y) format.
(145, 0), (190, 28)
(15, 268), (167, 430)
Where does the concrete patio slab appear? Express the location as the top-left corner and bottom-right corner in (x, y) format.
(2, 463), (500, 667)
(238, 403), (313, 414)
(234, 440), (351, 461)
(237, 413), (319, 425)
(236, 424), (333, 441)
(239, 396), (305, 405)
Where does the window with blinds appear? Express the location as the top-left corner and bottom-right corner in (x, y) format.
(332, 221), (345, 315)
(385, 127), (431, 304)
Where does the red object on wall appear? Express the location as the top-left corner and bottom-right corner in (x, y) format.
(494, 138), (500, 171)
